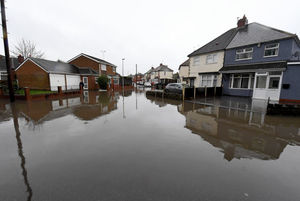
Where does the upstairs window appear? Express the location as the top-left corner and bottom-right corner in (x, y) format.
(101, 64), (107, 71)
(206, 54), (218, 64)
(236, 48), (253, 60)
(264, 43), (279, 57)
(113, 67), (116, 73)
(193, 56), (200, 65)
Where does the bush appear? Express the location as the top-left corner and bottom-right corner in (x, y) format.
(97, 75), (109, 90)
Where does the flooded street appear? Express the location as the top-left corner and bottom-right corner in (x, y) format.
(1, 90), (300, 201)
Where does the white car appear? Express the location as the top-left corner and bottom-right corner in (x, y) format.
(144, 82), (151, 87)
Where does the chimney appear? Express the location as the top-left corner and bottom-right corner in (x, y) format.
(160, 63), (163, 66)
(237, 15), (248, 28)
(18, 55), (24, 64)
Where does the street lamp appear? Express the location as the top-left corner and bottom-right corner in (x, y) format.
(122, 58), (125, 88)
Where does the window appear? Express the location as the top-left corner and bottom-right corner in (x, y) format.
(230, 74), (254, 89)
(113, 67), (116, 73)
(206, 54), (218, 64)
(201, 75), (212, 87)
(213, 75), (217, 87)
(264, 43), (279, 57)
(164, 71), (166, 75)
(256, 76), (267, 89)
(236, 47), (253, 60)
(101, 64), (107, 71)
(0, 72), (8, 80)
(113, 78), (119, 85)
(269, 77), (280, 89)
(193, 56), (200, 65)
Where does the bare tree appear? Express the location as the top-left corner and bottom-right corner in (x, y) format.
(11, 38), (45, 58)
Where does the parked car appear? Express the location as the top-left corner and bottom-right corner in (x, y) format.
(164, 83), (186, 94)
(144, 82), (152, 87)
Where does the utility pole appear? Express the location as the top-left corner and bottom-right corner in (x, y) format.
(135, 64), (137, 89)
(1, 0), (15, 102)
(122, 58), (125, 89)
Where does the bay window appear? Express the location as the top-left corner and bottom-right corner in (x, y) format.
(201, 75), (212, 87)
(236, 47), (253, 60)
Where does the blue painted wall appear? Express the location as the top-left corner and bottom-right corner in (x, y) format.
(222, 74), (253, 97)
(224, 38), (295, 66)
(280, 64), (300, 100)
(291, 40), (300, 61)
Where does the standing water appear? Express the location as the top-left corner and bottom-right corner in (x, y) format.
(0, 90), (300, 201)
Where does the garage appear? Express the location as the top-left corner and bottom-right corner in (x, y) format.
(66, 75), (80, 90)
(49, 74), (66, 91)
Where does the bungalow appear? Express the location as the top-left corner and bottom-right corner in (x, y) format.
(15, 58), (98, 91)
(178, 59), (190, 85)
(220, 16), (300, 102)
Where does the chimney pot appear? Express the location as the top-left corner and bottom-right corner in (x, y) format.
(237, 15), (248, 28)
(18, 55), (24, 64)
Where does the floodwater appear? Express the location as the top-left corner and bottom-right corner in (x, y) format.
(1, 90), (300, 201)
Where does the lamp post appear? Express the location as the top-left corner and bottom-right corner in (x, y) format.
(122, 58), (125, 88)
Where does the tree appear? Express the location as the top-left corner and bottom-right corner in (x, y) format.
(97, 75), (109, 90)
(11, 38), (44, 58)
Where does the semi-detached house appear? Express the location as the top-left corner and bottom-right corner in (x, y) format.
(187, 27), (237, 88)
(220, 17), (300, 102)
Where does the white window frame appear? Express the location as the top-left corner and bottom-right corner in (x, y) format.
(264, 43), (279, 58)
(0, 71), (8, 80)
(200, 75), (213, 87)
(206, 53), (218, 64)
(101, 64), (107, 71)
(229, 73), (254, 89)
(193, 56), (200, 65)
(236, 47), (253, 61)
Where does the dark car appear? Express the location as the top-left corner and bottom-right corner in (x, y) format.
(164, 83), (186, 94)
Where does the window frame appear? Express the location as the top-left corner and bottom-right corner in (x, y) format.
(0, 71), (8, 81)
(101, 64), (107, 71)
(264, 43), (279, 58)
(193, 56), (200, 66)
(229, 73), (254, 89)
(200, 74), (213, 87)
(206, 53), (218, 64)
(235, 47), (253, 61)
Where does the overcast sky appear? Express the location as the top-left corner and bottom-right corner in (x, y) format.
(2, 0), (300, 75)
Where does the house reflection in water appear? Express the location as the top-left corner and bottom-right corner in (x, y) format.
(178, 102), (300, 161)
(4, 91), (120, 128)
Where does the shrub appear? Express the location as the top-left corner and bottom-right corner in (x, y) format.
(97, 75), (109, 90)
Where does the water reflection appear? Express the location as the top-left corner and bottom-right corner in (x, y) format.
(11, 103), (33, 201)
(147, 95), (300, 161)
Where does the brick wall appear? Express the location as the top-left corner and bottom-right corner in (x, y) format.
(16, 60), (50, 90)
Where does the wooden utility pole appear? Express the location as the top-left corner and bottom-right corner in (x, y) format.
(1, 0), (15, 102)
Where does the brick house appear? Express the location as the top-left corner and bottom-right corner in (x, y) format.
(15, 58), (98, 91)
(68, 53), (119, 90)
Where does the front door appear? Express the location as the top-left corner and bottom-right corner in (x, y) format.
(253, 71), (282, 101)
(83, 77), (88, 90)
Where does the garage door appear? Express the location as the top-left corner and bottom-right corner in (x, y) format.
(49, 74), (66, 91)
(66, 75), (80, 90)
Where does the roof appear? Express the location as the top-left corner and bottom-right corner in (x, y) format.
(16, 58), (98, 75)
(220, 61), (287, 73)
(0, 57), (21, 71)
(154, 64), (173, 72)
(179, 59), (189, 70)
(227, 22), (298, 49)
(145, 67), (155, 74)
(188, 28), (238, 57)
(68, 53), (117, 67)
(78, 67), (98, 75)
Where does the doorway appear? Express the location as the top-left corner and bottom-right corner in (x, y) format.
(252, 71), (282, 101)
